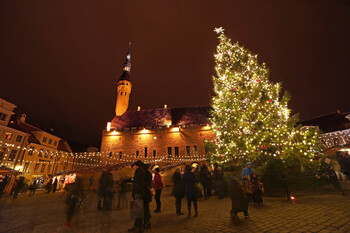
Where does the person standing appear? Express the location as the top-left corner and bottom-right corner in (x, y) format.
(104, 170), (114, 211)
(53, 178), (58, 193)
(183, 165), (198, 218)
(213, 163), (224, 199)
(242, 162), (254, 183)
(200, 165), (212, 200)
(230, 178), (249, 222)
(97, 171), (106, 210)
(172, 168), (184, 215)
(128, 160), (146, 233)
(64, 176), (84, 228)
(251, 172), (264, 205)
(143, 163), (152, 229)
(13, 177), (24, 199)
(153, 168), (163, 213)
(0, 176), (9, 198)
(46, 177), (53, 193)
(28, 180), (37, 196)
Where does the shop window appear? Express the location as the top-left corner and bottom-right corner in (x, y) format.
(186, 146), (191, 156)
(16, 135), (23, 143)
(40, 164), (46, 173)
(4, 132), (13, 140)
(153, 150), (156, 158)
(193, 145), (198, 156)
(8, 150), (18, 161)
(28, 146), (35, 156)
(168, 147), (172, 157)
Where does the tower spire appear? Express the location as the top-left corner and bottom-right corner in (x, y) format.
(120, 44), (131, 80)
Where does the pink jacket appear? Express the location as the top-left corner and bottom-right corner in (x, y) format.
(153, 172), (163, 190)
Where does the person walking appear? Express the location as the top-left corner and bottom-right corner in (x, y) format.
(103, 170), (114, 211)
(53, 178), (58, 193)
(153, 168), (163, 213)
(64, 176), (84, 228)
(183, 164), (198, 218)
(200, 165), (212, 200)
(13, 177), (24, 199)
(230, 178), (249, 222)
(172, 168), (184, 215)
(97, 171), (106, 210)
(28, 180), (37, 196)
(128, 160), (146, 233)
(46, 177), (53, 193)
(213, 163), (224, 199)
(143, 163), (152, 229)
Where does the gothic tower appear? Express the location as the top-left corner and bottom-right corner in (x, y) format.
(115, 51), (132, 116)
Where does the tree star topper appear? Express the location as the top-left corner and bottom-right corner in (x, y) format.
(214, 27), (225, 34)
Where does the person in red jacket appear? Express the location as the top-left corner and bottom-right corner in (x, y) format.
(153, 168), (163, 213)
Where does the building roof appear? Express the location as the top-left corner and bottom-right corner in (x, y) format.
(57, 140), (70, 152)
(299, 111), (350, 133)
(111, 106), (211, 129)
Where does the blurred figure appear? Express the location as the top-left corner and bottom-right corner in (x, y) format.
(213, 163), (224, 199)
(143, 163), (152, 229)
(172, 168), (184, 215)
(0, 175), (9, 198)
(13, 177), (24, 199)
(97, 171), (106, 210)
(128, 160), (146, 233)
(103, 170), (114, 211)
(251, 172), (264, 205)
(89, 175), (94, 190)
(117, 178), (128, 208)
(46, 177), (53, 193)
(200, 165), (212, 200)
(21, 179), (29, 194)
(53, 178), (58, 193)
(230, 178), (249, 222)
(183, 164), (198, 218)
(153, 168), (163, 213)
(10, 178), (18, 196)
(28, 180), (37, 196)
(64, 176), (84, 228)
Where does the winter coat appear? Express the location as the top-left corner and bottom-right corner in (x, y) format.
(242, 163), (254, 180)
(230, 179), (248, 212)
(172, 171), (184, 198)
(200, 168), (212, 188)
(183, 165), (197, 199)
(132, 167), (146, 199)
(153, 172), (163, 190)
(98, 173), (106, 196)
(144, 169), (153, 202)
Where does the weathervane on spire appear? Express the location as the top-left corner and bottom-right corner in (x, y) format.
(214, 27), (225, 34)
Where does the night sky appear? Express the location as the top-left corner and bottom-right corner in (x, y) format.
(1, 1), (349, 147)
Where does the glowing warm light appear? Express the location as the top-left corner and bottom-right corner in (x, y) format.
(172, 127), (180, 132)
(290, 196), (295, 200)
(164, 104), (167, 109)
(141, 128), (149, 134)
(153, 136), (157, 140)
(107, 122), (111, 132)
(112, 130), (119, 135)
(137, 106), (141, 111)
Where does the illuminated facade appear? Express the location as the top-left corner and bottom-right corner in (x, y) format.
(100, 52), (215, 168)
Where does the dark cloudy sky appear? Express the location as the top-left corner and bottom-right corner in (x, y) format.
(1, 0), (349, 147)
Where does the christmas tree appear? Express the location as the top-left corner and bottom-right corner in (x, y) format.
(209, 27), (322, 166)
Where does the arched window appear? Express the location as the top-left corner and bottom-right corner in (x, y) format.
(125, 92), (127, 96)
(120, 92), (123, 96)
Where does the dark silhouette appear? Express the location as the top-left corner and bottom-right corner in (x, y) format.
(52, 178), (58, 193)
(143, 163), (152, 229)
(200, 165), (212, 200)
(13, 177), (24, 199)
(64, 176), (84, 228)
(46, 178), (53, 193)
(0, 175), (9, 198)
(183, 165), (198, 218)
(153, 168), (163, 213)
(230, 178), (249, 222)
(213, 163), (224, 198)
(172, 168), (184, 215)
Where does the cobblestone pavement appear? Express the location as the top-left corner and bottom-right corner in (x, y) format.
(1, 188), (350, 233)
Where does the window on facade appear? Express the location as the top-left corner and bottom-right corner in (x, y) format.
(153, 150), (156, 158)
(38, 149), (43, 157)
(43, 137), (47, 143)
(23, 162), (30, 173)
(186, 146), (191, 156)
(193, 145), (198, 156)
(121, 92), (123, 96)
(54, 165), (58, 173)
(8, 150), (18, 161)
(28, 146), (35, 156)
(40, 164), (46, 173)
(167, 147), (172, 157)
(136, 151), (139, 158)
(4, 132), (13, 140)
(0, 148), (6, 161)
(34, 163), (40, 172)
(15, 135), (23, 143)
(47, 164), (52, 173)
(0, 113), (8, 121)
(50, 151), (54, 160)
(45, 150), (49, 158)
(175, 146), (179, 157)
(54, 141), (57, 146)
(145, 147), (148, 158)
(48, 139), (52, 144)
(119, 151), (122, 159)
(109, 152), (112, 158)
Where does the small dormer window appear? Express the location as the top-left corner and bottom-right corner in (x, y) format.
(121, 92), (123, 96)
(48, 139), (52, 144)
(43, 137), (47, 143)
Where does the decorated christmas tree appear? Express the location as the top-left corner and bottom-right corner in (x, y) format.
(209, 27), (322, 166)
